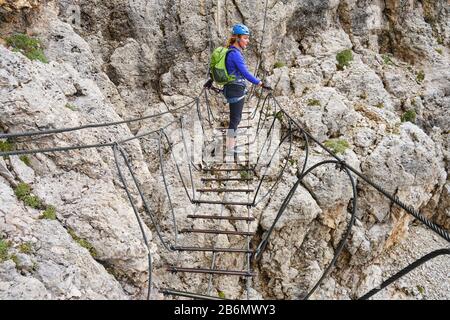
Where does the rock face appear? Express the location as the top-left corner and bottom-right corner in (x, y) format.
(0, 0), (449, 299)
(0, 42), (153, 298)
(0, 0), (41, 13)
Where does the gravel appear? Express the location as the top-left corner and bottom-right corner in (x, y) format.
(370, 223), (450, 300)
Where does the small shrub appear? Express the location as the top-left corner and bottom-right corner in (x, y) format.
(65, 103), (78, 111)
(382, 54), (393, 65)
(307, 99), (321, 107)
(23, 195), (43, 209)
(273, 61), (286, 69)
(0, 140), (13, 152)
(19, 242), (34, 254)
(19, 155), (31, 166)
(217, 290), (226, 299)
(0, 239), (10, 262)
(401, 110), (416, 123)
(436, 36), (444, 45)
(416, 70), (425, 84)
(324, 139), (350, 155)
(39, 206), (57, 220)
(10, 254), (19, 267)
(14, 183), (43, 209)
(435, 48), (443, 55)
(417, 285), (425, 295)
(14, 182), (32, 200)
(359, 92), (368, 100)
(68, 228), (98, 258)
(288, 158), (298, 166)
(240, 171), (251, 180)
(272, 111), (283, 121)
(376, 102), (384, 109)
(336, 49), (353, 70)
(6, 34), (48, 63)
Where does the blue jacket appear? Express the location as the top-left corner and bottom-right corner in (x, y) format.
(225, 46), (261, 85)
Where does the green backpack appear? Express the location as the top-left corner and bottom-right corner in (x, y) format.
(210, 47), (236, 86)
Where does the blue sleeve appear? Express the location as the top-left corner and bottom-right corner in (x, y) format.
(229, 50), (261, 85)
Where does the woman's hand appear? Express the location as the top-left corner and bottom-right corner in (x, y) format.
(258, 81), (273, 90)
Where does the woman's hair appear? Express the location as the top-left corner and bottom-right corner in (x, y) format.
(226, 35), (239, 48)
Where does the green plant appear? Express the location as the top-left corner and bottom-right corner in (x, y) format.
(10, 254), (19, 267)
(288, 158), (298, 166)
(0, 140), (13, 159)
(416, 70), (425, 84)
(272, 111), (283, 121)
(323, 139), (350, 155)
(19, 242), (34, 254)
(14, 183), (43, 209)
(14, 182), (32, 200)
(307, 99), (321, 107)
(240, 171), (251, 180)
(382, 54), (393, 65)
(6, 34), (48, 63)
(435, 48), (443, 55)
(417, 285), (425, 295)
(0, 140), (13, 152)
(19, 155), (31, 166)
(65, 103), (78, 111)
(217, 290), (226, 299)
(376, 102), (384, 109)
(273, 61), (286, 69)
(0, 239), (10, 262)
(401, 110), (416, 123)
(436, 36), (444, 45)
(68, 228), (98, 258)
(39, 206), (57, 220)
(23, 195), (43, 209)
(336, 49), (353, 70)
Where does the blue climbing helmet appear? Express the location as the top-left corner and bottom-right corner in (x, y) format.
(232, 23), (250, 35)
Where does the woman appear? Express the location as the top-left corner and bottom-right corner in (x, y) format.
(223, 23), (263, 155)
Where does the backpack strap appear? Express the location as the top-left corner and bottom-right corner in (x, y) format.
(224, 48), (246, 84)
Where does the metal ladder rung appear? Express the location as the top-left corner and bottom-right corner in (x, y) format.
(221, 111), (252, 114)
(201, 177), (253, 182)
(196, 188), (254, 193)
(215, 160), (251, 164)
(213, 133), (252, 137)
(222, 152), (251, 156)
(203, 167), (254, 172)
(180, 228), (255, 236)
(172, 246), (254, 253)
(235, 142), (253, 147)
(160, 288), (224, 300)
(193, 200), (254, 206)
(215, 125), (252, 130)
(168, 266), (256, 277)
(187, 214), (255, 221)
